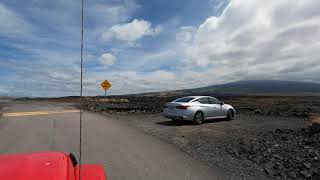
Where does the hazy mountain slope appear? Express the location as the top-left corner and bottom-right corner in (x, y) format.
(139, 80), (320, 96)
(195, 80), (320, 94)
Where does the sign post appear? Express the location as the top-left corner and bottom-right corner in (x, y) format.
(104, 89), (107, 108)
(100, 80), (112, 109)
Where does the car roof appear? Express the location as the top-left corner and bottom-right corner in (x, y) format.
(186, 96), (212, 99)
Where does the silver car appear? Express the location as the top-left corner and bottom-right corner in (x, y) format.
(163, 96), (235, 125)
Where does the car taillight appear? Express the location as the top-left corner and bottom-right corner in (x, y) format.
(176, 105), (189, 110)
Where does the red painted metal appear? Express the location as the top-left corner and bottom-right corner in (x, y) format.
(0, 152), (106, 180)
(75, 165), (106, 180)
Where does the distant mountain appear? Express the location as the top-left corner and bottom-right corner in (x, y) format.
(139, 80), (320, 96)
(194, 80), (320, 94)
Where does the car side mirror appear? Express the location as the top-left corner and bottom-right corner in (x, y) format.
(220, 101), (224, 105)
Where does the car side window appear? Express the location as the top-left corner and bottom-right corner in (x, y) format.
(209, 97), (221, 104)
(197, 98), (210, 104)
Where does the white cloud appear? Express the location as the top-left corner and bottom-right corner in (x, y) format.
(181, 0), (320, 82)
(2, 0), (320, 97)
(102, 19), (161, 42)
(176, 26), (196, 43)
(143, 50), (176, 61)
(99, 53), (116, 65)
(0, 86), (9, 94)
(83, 70), (183, 95)
(88, 0), (320, 96)
(88, 1), (140, 27)
(0, 3), (31, 37)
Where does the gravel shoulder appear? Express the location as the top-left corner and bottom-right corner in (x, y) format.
(98, 112), (316, 179)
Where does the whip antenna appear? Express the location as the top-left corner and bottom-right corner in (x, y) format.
(79, 0), (84, 178)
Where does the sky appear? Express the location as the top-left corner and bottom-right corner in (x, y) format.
(0, 0), (319, 97)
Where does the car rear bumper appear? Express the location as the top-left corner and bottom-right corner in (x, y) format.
(163, 107), (195, 121)
(163, 114), (193, 121)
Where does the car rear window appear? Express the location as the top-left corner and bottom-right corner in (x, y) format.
(173, 97), (194, 102)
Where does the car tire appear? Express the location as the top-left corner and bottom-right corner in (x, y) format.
(193, 111), (204, 125)
(171, 118), (178, 122)
(226, 109), (234, 121)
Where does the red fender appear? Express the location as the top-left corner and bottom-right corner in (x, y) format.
(0, 152), (107, 180)
(75, 164), (107, 180)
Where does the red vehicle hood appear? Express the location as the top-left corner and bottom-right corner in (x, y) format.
(0, 152), (106, 180)
(0, 152), (74, 180)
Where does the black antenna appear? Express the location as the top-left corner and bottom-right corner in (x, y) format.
(79, 0), (84, 179)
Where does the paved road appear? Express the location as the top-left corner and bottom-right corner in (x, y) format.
(0, 101), (228, 180)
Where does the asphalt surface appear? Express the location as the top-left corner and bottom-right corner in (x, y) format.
(0, 101), (228, 180)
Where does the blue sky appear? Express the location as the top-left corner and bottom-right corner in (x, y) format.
(0, 0), (319, 97)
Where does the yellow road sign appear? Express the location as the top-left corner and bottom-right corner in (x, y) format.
(101, 80), (111, 91)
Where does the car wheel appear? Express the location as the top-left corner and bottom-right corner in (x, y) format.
(171, 118), (178, 122)
(193, 111), (204, 125)
(226, 109), (234, 121)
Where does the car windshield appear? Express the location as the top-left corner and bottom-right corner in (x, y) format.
(174, 97), (194, 103)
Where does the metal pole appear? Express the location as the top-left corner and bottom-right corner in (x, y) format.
(79, 0), (84, 179)
(105, 90), (107, 109)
